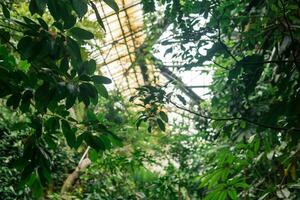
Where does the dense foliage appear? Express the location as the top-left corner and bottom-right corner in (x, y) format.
(0, 0), (119, 198)
(135, 0), (300, 199)
(1, 0), (300, 199)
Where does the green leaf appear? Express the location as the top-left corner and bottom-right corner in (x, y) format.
(90, 2), (106, 31)
(96, 84), (109, 98)
(47, 0), (62, 21)
(66, 83), (78, 109)
(0, 29), (10, 44)
(228, 188), (237, 200)
(136, 118), (143, 130)
(86, 109), (98, 122)
(219, 191), (227, 200)
(79, 74), (91, 81)
(20, 90), (33, 112)
(164, 47), (173, 56)
(37, 17), (48, 30)
(66, 93), (77, 109)
(89, 148), (98, 162)
(147, 125), (152, 133)
(79, 83), (98, 99)
(136, 115), (147, 130)
(204, 191), (219, 200)
(239, 54), (264, 96)
(83, 59), (96, 75)
(78, 83), (98, 106)
(31, 174), (43, 198)
(235, 182), (249, 189)
(71, 0), (87, 18)
(63, 14), (77, 29)
(156, 118), (165, 131)
(142, 0), (155, 13)
(100, 135), (112, 149)
(45, 117), (60, 132)
(61, 120), (76, 148)
(74, 133), (85, 149)
(159, 111), (168, 123)
(17, 36), (35, 59)
(258, 193), (270, 200)
(176, 94), (186, 105)
(107, 134), (122, 147)
(29, 0), (46, 15)
(38, 165), (52, 185)
(69, 27), (94, 40)
(31, 117), (43, 138)
(92, 75), (112, 84)
(6, 93), (22, 109)
(60, 57), (69, 73)
(66, 37), (82, 61)
(35, 83), (52, 111)
(103, 0), (119, 13)
(84, 132), (105, 152)
(1, 3), (10, 18)
(20, 162), (35, 185)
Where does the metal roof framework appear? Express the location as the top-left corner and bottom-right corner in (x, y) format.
(89, 0), (208, 107)
(89, 0), (165, 97)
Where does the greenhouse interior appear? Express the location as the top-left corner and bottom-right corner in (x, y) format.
(0, 0), (300, 199)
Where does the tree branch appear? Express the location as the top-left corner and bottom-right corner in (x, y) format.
(170, 100), (299, 131)
(279, 0), (300, 70)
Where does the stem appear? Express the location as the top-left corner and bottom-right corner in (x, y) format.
(279, 0), (300, 70)
(169, 100), (299, 131)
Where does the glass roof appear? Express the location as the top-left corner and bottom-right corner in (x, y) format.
(90, 0), (166, 97)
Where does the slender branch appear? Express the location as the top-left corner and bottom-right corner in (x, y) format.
(215, 14), (239, 63)
(219, 40), (239, 63)
(170, 100), (299, 131)
(212, 60), (229, 70)
(78, 146), (90, 166)
(279, 0), (300, 69)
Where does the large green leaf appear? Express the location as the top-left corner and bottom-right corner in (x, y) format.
(17, 37), (35, 59)
(239, 54), (264, 96)
(0, 29), (10, 44)
(156, 118), (165, 131)
(103, 0), (119, 13)
(29, 0), (46, 15)
(96, 84), (108, 98)
(78, 83), (98, 106)
(20, 90), (33, 112)
(61, 120), (76, 148)
(71, 0), (87, 18)
(35, 82), (52, 111)
(83, 59), (96, 75)
(228, 188), (237, 200)
(65, 83), (78, 109)
(90, 1), (106, 31)
(69, 27), (94, 40)
(84, 132), (105, 152)
(92, 75), (112, 84)
(159, 111), (168, 123)
(47, 0), (62, 21)
(66, 37), (82, 61)
(31, 174), (43, 198)
(6, 93), (21, 109)
(79, 83), (97, 99)
(1, 3), (10, 18)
